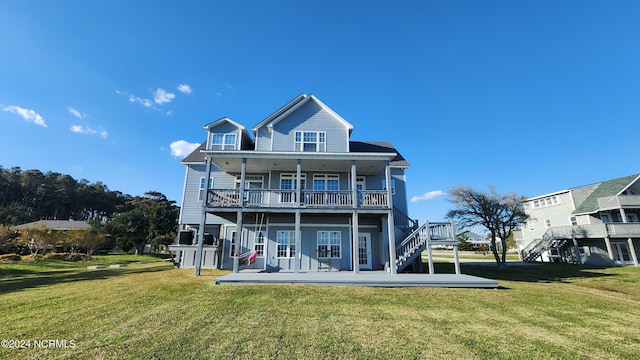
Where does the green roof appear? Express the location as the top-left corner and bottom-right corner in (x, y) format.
(572, 174), (639, 214)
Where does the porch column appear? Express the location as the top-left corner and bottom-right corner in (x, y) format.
(195, 155), (213, 276)
(426, 220), (434, 274)
(452, 221), (460, 274)
(352, 212), (360, 274)
(603, 223), (614, 262)
(294, 210), (301, 273)
(385, 161), (397, 274)
(351, 160), (357, 209)
(628, 238), (639, 266)
(573, 238), (582, 264)
(232, 158), (247, 273)
(296, 159), (302, 205)
(620, 208), (627, 223)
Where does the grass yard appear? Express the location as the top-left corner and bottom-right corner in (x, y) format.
(1, 257), (639, 359)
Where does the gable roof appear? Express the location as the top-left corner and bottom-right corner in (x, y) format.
(251, 93), (354, 136)
(181, 142), (206, 164)
(349, 141), (409, 167)
(572, 174), (640, 214)
(12, 220), (91, 231)
(203, 117), (245, 131)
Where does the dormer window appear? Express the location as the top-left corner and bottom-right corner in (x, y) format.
(294, 131), (325, 152)
(211, 133), (236, 150)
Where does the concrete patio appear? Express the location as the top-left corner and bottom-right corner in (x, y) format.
(214, 270), (499, 288)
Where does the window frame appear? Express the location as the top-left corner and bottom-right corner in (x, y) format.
(317, 230), (342, 259)
(276, 230), (296, 258)
(294, 131), (326, 152)
(211, 133), (237, 151)
(382, 179), (396, 195)
(198, 177), (213, 201)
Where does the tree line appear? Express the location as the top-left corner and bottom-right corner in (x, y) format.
(0, 166), (180, 257)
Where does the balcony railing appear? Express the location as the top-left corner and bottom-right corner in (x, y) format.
(537, 223), (640, 240)
(206, 189), (389, 209)
(597, 195), (640, 209)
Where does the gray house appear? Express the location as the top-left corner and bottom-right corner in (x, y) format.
(515, 174), (640, 266)
(170, 93), (457, 274)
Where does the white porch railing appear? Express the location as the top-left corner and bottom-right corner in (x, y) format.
(206, 189), (389, 209)
(597, 195), (640, 209)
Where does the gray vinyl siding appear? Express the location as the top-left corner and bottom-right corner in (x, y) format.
(362, 169), (409, 216)
(178, 165), (235, 226)
(255, 126), (271, 151)
(270, 101), (349, 153)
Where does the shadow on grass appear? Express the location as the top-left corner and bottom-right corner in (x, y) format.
(427, 261), (614, 283)
(0, 264), (173, 295)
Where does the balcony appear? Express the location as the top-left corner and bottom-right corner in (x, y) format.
(597, 195), (640, 210)
(543, 223), (640, 239)
(205, 189), (389, 209)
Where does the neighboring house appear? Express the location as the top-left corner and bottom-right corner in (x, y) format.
(457, 230), (490, 247)
(12, 220), (91, 231)
(515, 174), (640, 266)
(170, 93), (457, 274)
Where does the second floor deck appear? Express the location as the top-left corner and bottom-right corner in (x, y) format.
(205, 188), (389, 210)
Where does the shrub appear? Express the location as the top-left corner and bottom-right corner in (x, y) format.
(43, 252), (87, 261)
(0, 253), (21, 262)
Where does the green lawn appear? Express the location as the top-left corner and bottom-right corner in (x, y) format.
(1, 257), (639, 359)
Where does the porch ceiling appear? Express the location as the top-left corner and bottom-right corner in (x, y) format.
(206, 152), (393, 174)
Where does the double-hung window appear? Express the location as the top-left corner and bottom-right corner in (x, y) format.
(198, 177), (213, 201)
(294, 131), (326, 152)
(382, 179), (396, 195)
(317, 231), (341, 258)
(211, 133), (237, 150)
(253, 232), (265, 257)
(276, 230), (295, 258)
(280, 173), (306, 203)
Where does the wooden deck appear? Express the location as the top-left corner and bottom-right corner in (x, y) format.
(214, 270), (499, 288)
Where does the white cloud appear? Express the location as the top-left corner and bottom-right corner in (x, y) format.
(71, 125), (108, 138)
(2, 105), (47, 127)
(68, 107), (83, 119)
(166, 110), (173, 117)
(129, 95), (153, 108)
(154, 88), (175, 104)
(411, 190), (446, 202)
(177, 84), (192, 94)
(170, 140), (200, 158)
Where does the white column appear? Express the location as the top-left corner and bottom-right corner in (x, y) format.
(628, 238), (638, 266)
(426, 221), (434, 274)
(453, 245), (461, 275)
(195, 156), (213, 276)
(232, 158), (247, 273)
(603, 223), (615, 262)
(351, 160), (357, 209)
(573, 238), (582, 264)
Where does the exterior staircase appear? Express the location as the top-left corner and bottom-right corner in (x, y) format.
(521, 231), (568, 262)
(395, 220), (456, 273)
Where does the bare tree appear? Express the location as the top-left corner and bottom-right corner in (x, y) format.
(446, 186), (529, 269)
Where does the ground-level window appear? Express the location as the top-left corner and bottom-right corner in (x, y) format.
(276, 230), (295, 258)
(317, 231), (341, 258)
(570, 216), (578, 226)
(254, 231), (265, 257)
(545, 219), (551, 228)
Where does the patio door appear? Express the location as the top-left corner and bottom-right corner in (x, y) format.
(358, 233), (372, 270)
(612, 242), (633, 264)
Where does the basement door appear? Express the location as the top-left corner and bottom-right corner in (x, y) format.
(358, 233), (372, 270)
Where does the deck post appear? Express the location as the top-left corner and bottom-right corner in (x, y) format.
(385, 161), (396, 274)
(295, 210), (301, 273)
(352, 212), (360, 274)
(628, 238), (638, 266)
(195, 156), (213, 276)
(351, 161), (357, 208)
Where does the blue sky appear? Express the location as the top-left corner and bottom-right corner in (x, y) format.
(1, 1), (639, 223)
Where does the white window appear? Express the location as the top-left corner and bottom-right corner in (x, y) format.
(280, 173), (306, 203)
(382, 179), (396, 195)
(533, 200), (540, 208)
(313, 174), (339, 191)
(545, 219), (551, 228)
(570, 216), (578, 226)
(317, 231), (341, 258)
(253, 231), (265, 257)
(198, 177), (213, 201)
(235, 175), (264, 190)
(528, 221), (535, 231)
(294, 131), (326, 152)
(211, 133), (237, 150)
(276, 230), (295, 258)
